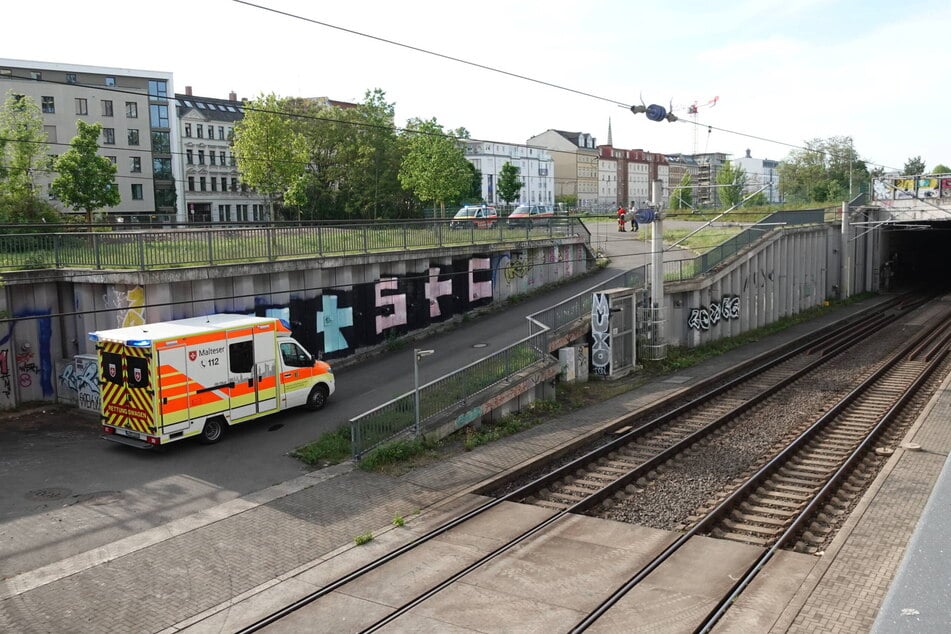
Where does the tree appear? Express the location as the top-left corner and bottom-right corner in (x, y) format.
(497, 162), (523, 206)
(233, 93), (306, 220)
(398, 118), (472, 218)
(778, 136), (868, 203)
(903, 156), (926, 176)
(716, 161), (747, 208)
(463, 161), (483, 203)
(931, 164), (950, 174)
(670, 172), (694, 210)
(0, 91), (47, 200)
(50, 121), (120, 224)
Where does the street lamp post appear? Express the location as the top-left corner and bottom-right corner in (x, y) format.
(414, 348), (434, 437)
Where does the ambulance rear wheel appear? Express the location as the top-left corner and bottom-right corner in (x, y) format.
(306, 384), (329, 411)
(199, 417), (227, 444)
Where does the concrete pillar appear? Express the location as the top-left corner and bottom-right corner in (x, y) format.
(650, 179), (665, 350)
(841, 202), (851, 298)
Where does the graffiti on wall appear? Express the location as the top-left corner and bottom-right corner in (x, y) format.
(688, 295), (740, 331)
(58, 356), (100, 412)
(0, 311), (54, 408)
(0, 349), (11, 400)
(590, 292), (611, 376)
(104, 285), (146, 328)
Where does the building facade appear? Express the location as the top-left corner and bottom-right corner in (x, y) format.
(0, 58), (183, 222)
(463, 140), (554, 207)
(176, 88), (268, 222)
(734, 149), (781, 203)
(526, 129), (599, 210)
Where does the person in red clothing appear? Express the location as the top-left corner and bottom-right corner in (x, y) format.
(617, 205), (627, 232)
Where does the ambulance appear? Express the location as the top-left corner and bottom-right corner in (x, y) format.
(89, 314), (335, 448)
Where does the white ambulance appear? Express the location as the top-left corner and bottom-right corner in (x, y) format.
(89, 314), (335, 448)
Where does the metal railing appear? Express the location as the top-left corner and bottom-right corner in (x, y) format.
(350, 331), (550, 458)
(0, 217), (586, 270)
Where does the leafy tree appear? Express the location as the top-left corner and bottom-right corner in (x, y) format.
(778, 136), (868, 203)
(717, 161), (747, 208)
(463, 161), (483, 203)
(398, 118), (471, 218)
(931, 163), (950, 174)
(233, 93), (306, 220)
(903, 156), (926, 176)
(50, 121), (120, 224)
(743, 191), (768, 207)
(670, 172), (694, 210)
(0, 91), (47, 200)
(497, 162), (523, 206)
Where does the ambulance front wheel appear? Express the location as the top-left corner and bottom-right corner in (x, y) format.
(306, 384), (330, 411)
(199, 417), (227, 444)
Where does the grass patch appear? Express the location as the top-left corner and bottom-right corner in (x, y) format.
(392, 514), (405, 527)
(354, 532), (374, 545)
(463, 400), (563, 450)
(290, 426), (351, 467)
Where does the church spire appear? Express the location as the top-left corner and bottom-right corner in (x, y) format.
(607, 117), (613, 146)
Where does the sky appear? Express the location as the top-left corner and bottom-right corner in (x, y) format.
(3, 0), (949, 173)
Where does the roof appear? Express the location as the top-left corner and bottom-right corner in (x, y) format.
(175, 93), (245, 122)
(89, 314), (285, 345)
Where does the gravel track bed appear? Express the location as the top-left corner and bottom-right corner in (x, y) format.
(595, 323), (920, 529)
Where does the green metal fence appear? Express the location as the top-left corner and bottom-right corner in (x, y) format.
(0, 218), (586, 270)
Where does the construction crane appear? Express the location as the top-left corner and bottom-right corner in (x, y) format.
(688, 96), (719, 154)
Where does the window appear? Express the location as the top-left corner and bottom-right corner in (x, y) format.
(75, 98), (88, 115)
(199, 177), (206, 191)
(230, 153), (236, 167)
(151, 131), (170, 153)
(153, 157), (171, 179)
(101, 100), (113, 116)
(210, 178), (217, 192)
(131, 183), (143, 200)
(218, 204), (231, 221)
(130, 156), (141, 172)
(188, 176), (195, 191)
(105, 76), (116, 86)
(229, 341), (253, 374)
(280, 342), (312, 368)
(103, 128), (115, 144)
(148, 80), (167, 100)
(30, 71), (41, 80)
(218, 126), (225, 140)
(128, 129), (139, 146)
(154, 186), (175, 207)
(41, 96), (55, 113)
(149, 104), (168, 128)
(231, 177), (238, 191)
(184, 123), (191, 137)
(0, 68), (11, 76)
(197, 150), (204, 165)
(66, 73), (77, 84)
(209, 152), (216, 166)
(186, 150), (193, 165)
(196, 124), (203, 138)
(221, 177), (227, 191)
(219, 151), (226, 165)
(106, 156), (117, 164)
(126, 102), (138, 118)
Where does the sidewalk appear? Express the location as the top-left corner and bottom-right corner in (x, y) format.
(0, 296), (905, 633)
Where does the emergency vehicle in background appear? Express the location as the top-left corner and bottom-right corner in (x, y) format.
(89, 314), (335, 448)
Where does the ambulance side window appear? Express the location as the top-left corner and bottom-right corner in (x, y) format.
(280, 342), (311, 368)
(229, 341), (253, 373)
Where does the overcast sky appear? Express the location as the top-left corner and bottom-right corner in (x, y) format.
(4, 0), (947, 172)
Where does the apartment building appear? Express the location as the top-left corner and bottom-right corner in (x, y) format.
(176, 88), (267, 222)
(463, 140), (554, 207)
(526, 130), (599, 210)
(734, 149), (781, 203)
(0, 58), (182, 221)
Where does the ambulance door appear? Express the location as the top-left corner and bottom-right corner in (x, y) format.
(226, 330), (257, 419)
(252, 325), (279, 415)
(157, 344), (190, 428)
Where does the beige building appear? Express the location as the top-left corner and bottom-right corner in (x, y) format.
(0, 58), (182, 221)
(526, 129), (599, 210)
(176, 88), (267, 222)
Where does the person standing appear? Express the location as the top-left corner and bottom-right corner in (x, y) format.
(629, 203), (639, 233)
(617, 205), (627, 232)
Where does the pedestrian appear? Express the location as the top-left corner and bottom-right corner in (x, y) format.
(617, 205), (626, 232)
(629, 204), (639, 233)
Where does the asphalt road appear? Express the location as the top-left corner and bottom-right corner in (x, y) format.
(0, 219), (693, 576)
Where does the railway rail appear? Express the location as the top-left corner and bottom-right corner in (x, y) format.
(235, 295), (948, 633)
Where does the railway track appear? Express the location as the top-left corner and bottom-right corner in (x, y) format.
(234, 296), (948, 633)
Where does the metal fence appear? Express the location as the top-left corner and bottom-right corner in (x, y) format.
(349, 331), (549, 458)
(0, 218), (586, 270)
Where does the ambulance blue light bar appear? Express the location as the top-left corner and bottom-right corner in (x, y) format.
(88, 332), (153, 347)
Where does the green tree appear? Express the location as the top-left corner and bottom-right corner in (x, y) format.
(497, 162), (523, 206)
(50, 121), (120, 224)
(778, 137), (868, 203)
(903, 156), (926, 175)
(670, 172), (694, 210)
(716, 161), (747, 208)
(398, 118), (471, 218)
(931, 163), (950, 174)
(233, 93), (306, 220)
(0, 91), (47, 200)
(464, 161), (483, 203)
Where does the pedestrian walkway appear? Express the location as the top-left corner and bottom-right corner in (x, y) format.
(6, 294), (937, 633)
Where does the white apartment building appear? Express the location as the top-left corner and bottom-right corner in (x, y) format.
(0, 58), (184, 222)
(734, 149), (781, 203)
(463, 140), (554, 207)
(176, 88), (267, 222)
